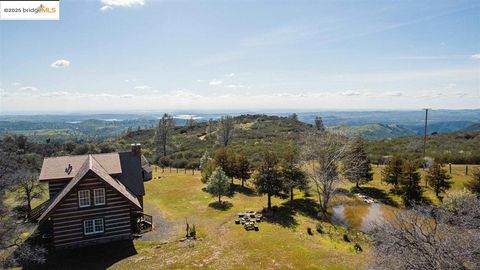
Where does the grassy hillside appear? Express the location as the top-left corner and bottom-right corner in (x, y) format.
(463, 123), (480, 132)
(30, 163), (479, 270)
(347, 123), (417, 139)
(118, 115), (480, 166)
(366, 131), (480, 164)
(119, 115), (311, 167)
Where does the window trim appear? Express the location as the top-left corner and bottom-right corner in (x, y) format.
(93, 188), (106, 206)
(83, 218), (104, 236)
(78, 190), (91, 208)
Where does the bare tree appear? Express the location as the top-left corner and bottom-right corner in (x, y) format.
(217, 116), (234, 147)
(314, 116), (325, 132)
(185, 117), (195, 128)
(154, 113), (175, 158)
(302, 131), (358, 217)
(0, 151), (45, 267)
(206, 118), (214, 139)
(369, 196), (480, 270)
(11, 170), (44, 219)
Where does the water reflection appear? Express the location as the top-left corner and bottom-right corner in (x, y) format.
(331, 203), (390, 231)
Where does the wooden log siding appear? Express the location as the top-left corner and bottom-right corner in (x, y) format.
(50, 176), (134, 248)
(48, 180), (69, 199)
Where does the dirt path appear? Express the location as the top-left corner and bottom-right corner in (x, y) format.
(139, 203), (177, 242)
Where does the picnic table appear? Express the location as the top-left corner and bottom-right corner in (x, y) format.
(235, 210), (261, 231)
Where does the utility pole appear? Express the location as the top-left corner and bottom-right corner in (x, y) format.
(423, 108), (431, 158)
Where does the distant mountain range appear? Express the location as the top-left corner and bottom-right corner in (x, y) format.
(0, 110), (479, 141)
(345, 121), (480, 140)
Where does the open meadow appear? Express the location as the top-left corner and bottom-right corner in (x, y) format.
(24, 163), (478, 270)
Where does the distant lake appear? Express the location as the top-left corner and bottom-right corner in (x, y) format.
(102, 119), (123, 122)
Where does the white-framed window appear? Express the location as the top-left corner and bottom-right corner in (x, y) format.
(78, 190), (90, 208)
(93, 188), (106, 206)
(83, 218), (104, 235)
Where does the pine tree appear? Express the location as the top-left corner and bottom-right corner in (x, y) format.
(254, 151), (284, 210)
(343, 138), (373, 188)
(206, 167), (230, 203)
(399, 160), (422, 206)
(280, 151), (307, 200)
(199, 151), (210, 171)
(381, 157), (403, 188)
(466, 168), (480, 194)
(201, 159), (215, 184)
(426, 161), (452, 198)
(235, 152), (251, 187)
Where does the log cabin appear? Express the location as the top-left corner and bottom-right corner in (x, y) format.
(36, 144), (152, 249)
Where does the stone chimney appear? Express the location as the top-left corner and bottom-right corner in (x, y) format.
(131, 143), (141, 156)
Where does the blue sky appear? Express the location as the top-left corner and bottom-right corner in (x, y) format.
(0, 0), (479, 112)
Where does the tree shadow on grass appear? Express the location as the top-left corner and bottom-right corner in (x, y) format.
(283, 198), (319, 219)
(261, 198), (320, 228)
(24, 240), (137, 270)
(261, 206), (298, 228)
(208, 201), (233, 211)
(231, 184), (256, 197)
(351, 186), (398, 207)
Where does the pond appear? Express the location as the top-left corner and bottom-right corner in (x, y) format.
(331, 203), (396, 232)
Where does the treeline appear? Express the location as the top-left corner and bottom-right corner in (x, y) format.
(0, 119), (157, 143)
(366, 131), (480, 164)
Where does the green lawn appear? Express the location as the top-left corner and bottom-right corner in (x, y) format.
(109, 167), (369, 270)
(17, 164), (478, 269)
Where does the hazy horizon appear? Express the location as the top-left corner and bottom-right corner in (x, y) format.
(1, 108), (480, 116)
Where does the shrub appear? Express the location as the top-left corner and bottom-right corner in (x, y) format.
(172, 158), (188, 168)
(441, 189), (476, 212)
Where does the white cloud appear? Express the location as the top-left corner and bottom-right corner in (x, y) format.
(50, 59), (70, 68)
(11, 82), (21, 87)
(224, 73), (235, 77)
(134, 85), (152, 90)
(225, 84), (245, 88)
(384, 91), (403, 97)
(445, 83), (457, 89)
(454, 91), (468, 97)
(168, 90), (202, 99)
(209, 79), (223, 86)
(391, 55), (468, 60)
(341, 90), (361, 96)
(18, 86), (38, 92)
(100, 5), (113, 11)
(471, 53), (480, 60)
(100, 0), (144, 11)
(40, 91), (70, 97)
(196, 79), (204, 83)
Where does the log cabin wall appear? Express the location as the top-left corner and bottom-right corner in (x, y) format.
(50, 174), (134, 248)
(48, 180), (69, 199)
